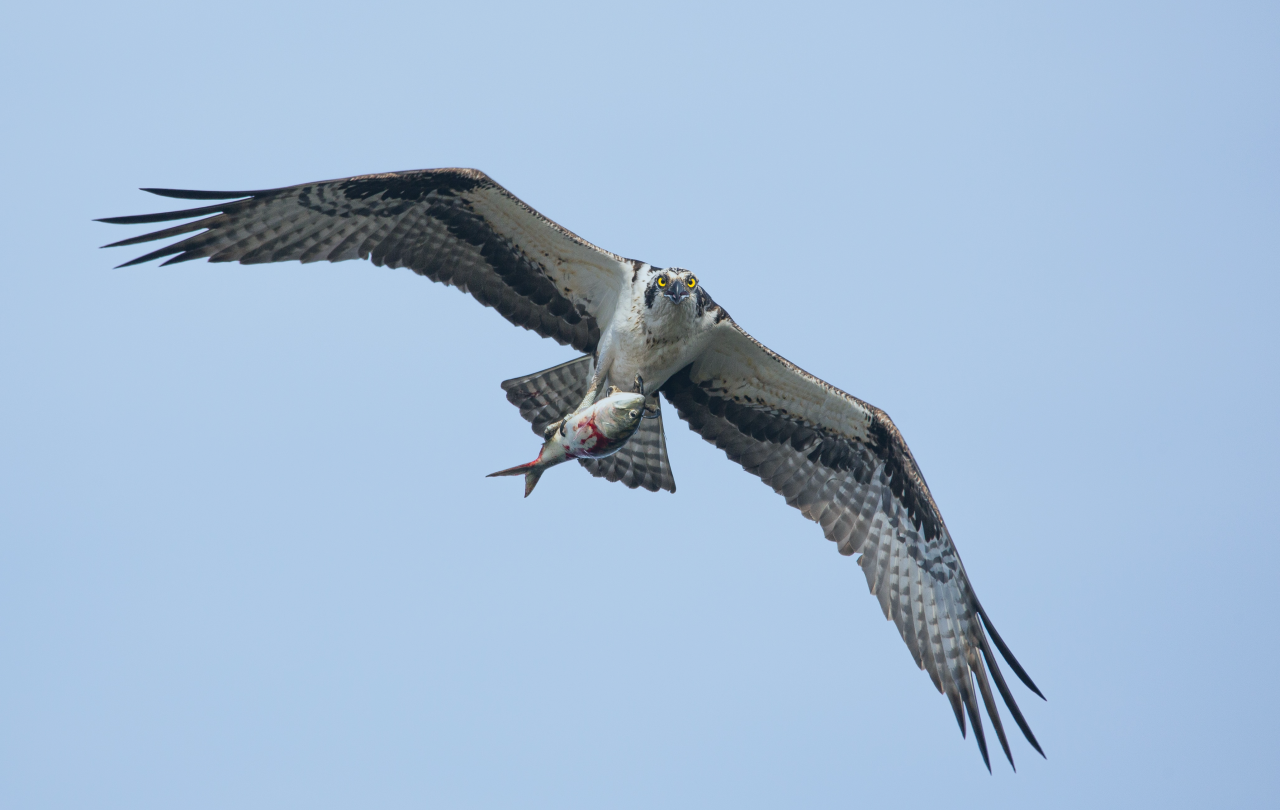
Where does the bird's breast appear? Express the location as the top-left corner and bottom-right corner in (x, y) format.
(604, 303), (712, 393)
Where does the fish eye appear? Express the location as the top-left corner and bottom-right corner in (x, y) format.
(686, 276), (697, 288)
(656, 275), (667, 287)
(629, 410), (639, 419)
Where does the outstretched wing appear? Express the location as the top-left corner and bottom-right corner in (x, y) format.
(99, 168), (636, 354)
(660, 319), (1045, 770)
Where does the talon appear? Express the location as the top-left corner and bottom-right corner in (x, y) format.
(632, 373), (645, 396)
(641, 393), (660, 419)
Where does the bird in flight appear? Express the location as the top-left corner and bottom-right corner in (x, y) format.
(100, 168), (1045, 770)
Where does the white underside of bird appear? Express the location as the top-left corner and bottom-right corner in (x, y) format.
(552, 264), (720, 432)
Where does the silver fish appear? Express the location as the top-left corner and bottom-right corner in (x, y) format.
(487, 389), (647, 497)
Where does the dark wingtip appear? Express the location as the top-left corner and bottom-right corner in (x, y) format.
(141, 187), (258, 200)
(975, 600), (1045, 700)
(973, 650), (1016, 770)
(110, 242), (185, 268)
(947, 690), (965, 736)
(965, 690), (991, 773)
(96, 214), (171, 225)
(96, 201), (232, 226)
(977, 626), (1046, 759)
(99, 216), (215, 250)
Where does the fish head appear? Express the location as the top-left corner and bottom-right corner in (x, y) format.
(599, 391), (646, 437)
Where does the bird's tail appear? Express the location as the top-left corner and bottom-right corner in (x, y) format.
(485, 460), (545, 498)
(500, 354), (593, 437)
(499, 354), (676, 494)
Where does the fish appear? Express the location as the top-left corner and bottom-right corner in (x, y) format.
(487, 389), (648, 497)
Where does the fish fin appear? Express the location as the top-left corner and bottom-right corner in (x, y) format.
(486, 460), (538, 478)
(486, 460), (546, 498)
(523, 468), (545, 498)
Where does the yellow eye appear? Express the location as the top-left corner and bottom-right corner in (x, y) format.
(686, 276), (697, 288)
(656, 276), (667, 287)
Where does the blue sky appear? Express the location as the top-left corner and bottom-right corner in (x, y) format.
(2, 2), (1277, 807)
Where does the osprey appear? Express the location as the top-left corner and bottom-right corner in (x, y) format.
(100, 168), (1044, 770)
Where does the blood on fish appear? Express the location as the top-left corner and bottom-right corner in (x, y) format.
(488, 390), (646, 496)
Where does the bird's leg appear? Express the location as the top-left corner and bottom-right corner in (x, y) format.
(631, 373), (659, 419)
(543, 343), (617, 439)
(542, 418), (566, 439)
(642, 395), (661, 419)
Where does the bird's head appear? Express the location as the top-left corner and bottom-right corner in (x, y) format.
(646, 267), (700, 308)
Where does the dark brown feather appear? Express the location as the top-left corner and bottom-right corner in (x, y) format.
(98, 169), (627, 354)
(662, 363), (1042, 768)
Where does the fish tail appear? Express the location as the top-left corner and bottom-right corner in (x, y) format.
(485, 460), (546, 498)
(486, 459), (537, 478)
(523, 468), (544, 498)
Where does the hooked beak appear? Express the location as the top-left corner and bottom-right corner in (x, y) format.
(663, 285), (690, 304)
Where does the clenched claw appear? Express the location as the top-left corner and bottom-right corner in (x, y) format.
(641, 393), (661, 420)
(542, 418), (565, 439)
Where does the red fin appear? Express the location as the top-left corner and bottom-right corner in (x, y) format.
(488, 459), (546, 497)
(486, 459), (538, 478)
(523, 468), (544, 498)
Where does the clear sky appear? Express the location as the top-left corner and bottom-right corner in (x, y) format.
(2, 1), (1277, 807)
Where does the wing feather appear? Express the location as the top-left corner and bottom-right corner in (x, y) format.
(662, 319), (1044, 768)
(973, 644), (1015, 769)
(99, 168), (632, 354)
